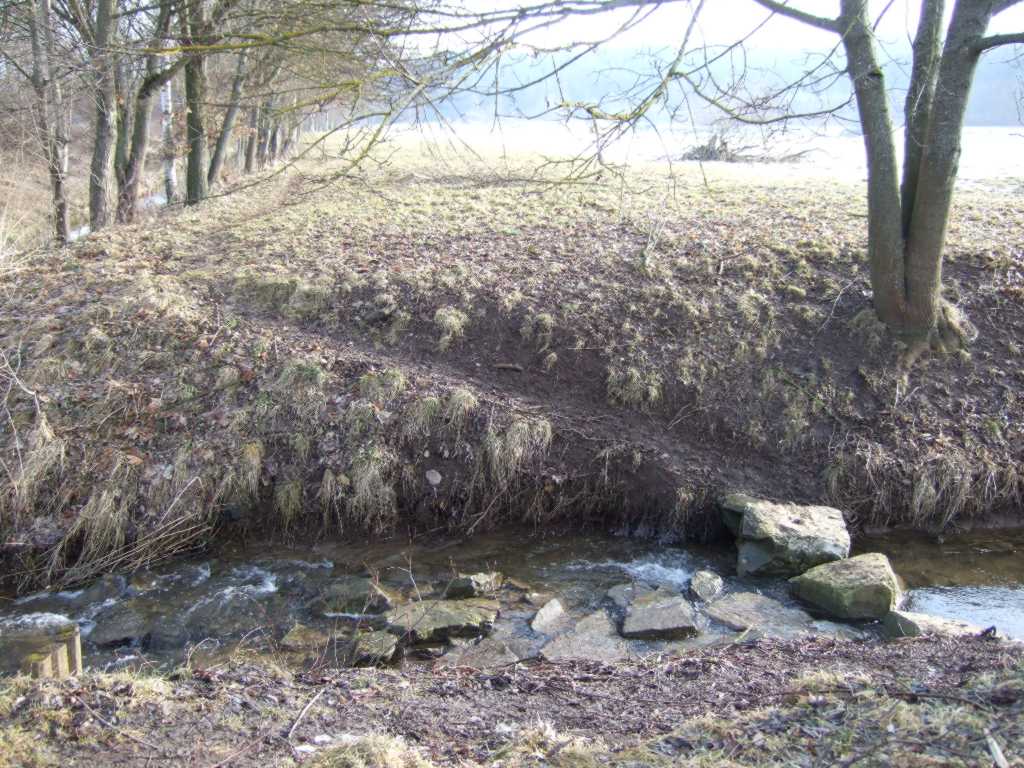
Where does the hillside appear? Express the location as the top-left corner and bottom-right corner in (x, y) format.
(1, 144), (1022, 588)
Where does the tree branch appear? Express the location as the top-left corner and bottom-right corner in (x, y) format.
(750, 0), (839, 32)
(993, 0), (1023, 16)
(974, 31), (1024, 52)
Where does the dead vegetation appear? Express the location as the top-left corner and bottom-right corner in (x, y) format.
(0, 143), (1022, 588)
(0, 636), (1020, 767)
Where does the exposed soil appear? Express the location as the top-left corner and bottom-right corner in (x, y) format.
(1, 636), (1020, 767)
(1, 145), (1022, 589)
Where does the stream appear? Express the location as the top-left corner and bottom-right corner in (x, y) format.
(1, 529), (1022, 675)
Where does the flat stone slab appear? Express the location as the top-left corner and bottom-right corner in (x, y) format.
(883, 610), (985, 639)
(541, 610), (629, 663)
(723, 494), (850, 577)
(438, 637), (521, 669)
(790, 553), (902, 620)
(621, 592), (702, 640)
(689, 570), (724, 603)
(704, 592), (816, 637)
(606, 582), (655, 610)
(386, 598), (498, 643)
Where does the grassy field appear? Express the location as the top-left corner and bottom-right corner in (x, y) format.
(1, 138), (1022, 587)
(0, 636), (1020, 767)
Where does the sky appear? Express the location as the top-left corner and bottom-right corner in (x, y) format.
(509, 0), (1024, 53)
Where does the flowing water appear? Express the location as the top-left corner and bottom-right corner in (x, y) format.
(857, 529), (1024, 639)
(1, 529), (1021, 675)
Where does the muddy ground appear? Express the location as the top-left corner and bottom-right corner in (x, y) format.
(1, 635), (1021, 767)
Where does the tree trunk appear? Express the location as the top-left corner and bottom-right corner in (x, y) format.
(88, 0), (118, 231)
(116, 78), (162, 222)
(114, 59), (136, 217)
(268, 123), (280, 164)
(161, 79), (178, 205)
(208, 51), (248, 187)
(244, 106), (259, 173)
(256, 98), (273, 169)
(28, 0), (69, 244)
(899, 0), (945, 238)
(838, 0), (908, 331)
(902, 1), (991, 336)
(182, 1), (209, 205)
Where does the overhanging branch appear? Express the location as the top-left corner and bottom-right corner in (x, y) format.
(750, 0), (839, 33)
(974, 31), (1024, 52)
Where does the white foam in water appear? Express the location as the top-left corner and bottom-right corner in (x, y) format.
(228, 565), (279, 595)
(14, 588), (83, 605)
(567, 556), (694, 590)
(0, 612), (73, 630)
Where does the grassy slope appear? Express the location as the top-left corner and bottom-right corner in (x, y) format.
(0, 637), (1020, 766)
(1, 144), (1022, 587)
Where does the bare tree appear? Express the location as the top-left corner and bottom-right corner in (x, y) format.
(478, 0), (1024, 351)
(28, 0), (70, 244)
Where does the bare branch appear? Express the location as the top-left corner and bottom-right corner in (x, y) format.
(749, 0), (839, 33)
(974, 31), (1024, 52)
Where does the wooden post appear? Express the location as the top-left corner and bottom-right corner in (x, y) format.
(66, 625), (83, 675)
(28, 654), (53, 679)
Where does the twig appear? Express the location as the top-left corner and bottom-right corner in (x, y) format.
(286, 687), (326, 741)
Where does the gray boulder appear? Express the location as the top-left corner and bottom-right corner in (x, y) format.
(311, 577), (397, 616)
(280, 623), (330, 650)
(723, 494), (851, 576)
(386, 598), (498, 643)
(444, 572), (503, 599)
(348, 630), (399, 665)
(688, 570), (724, 602)
(90, 600), (157, 647)
(530, 598), (570, 635)
(882, 610), (985, 639)
(621, 591), (702, 640)
(541, 610), (629, 663)
(789, 553), (902, 620)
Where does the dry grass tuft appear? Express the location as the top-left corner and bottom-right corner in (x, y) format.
(239, 441), (265, 499)
(443, 388), (478, 440)
(51, 452), (140, 578)
(358, 368), (407, 405)
(402, 395), (441, 443)
(274, 479), (304, 531)
(486, 418), (552, 486)
(607, 366), (662, 410)
(434, 306), (468, 351)
(9, 413), (65, 515)
(312, 734), (434, 768)
(349, 446), (397, 532)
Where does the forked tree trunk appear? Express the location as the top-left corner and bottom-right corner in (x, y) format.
(28, 0), (69, 244)
(116, 1), (178, 223)
(837, 0), (997, 342)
